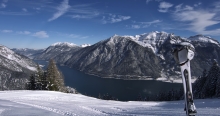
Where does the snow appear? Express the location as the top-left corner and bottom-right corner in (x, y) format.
(0, 90), (220, 116)
(188, 35), (219, 45)
(119, 31), (170, 54)
(51, 42), (78, 47)
(80, 44), (91, 47)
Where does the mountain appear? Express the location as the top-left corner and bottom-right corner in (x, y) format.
(12, 48), (44, 59)
(189, 35), (220, 76)
(34, 42), (82, 61)
(0, 45), (37, 90)
(0, 91), (220, 115)
(64, 35), (162, 79)
(32, 32), (220, 80)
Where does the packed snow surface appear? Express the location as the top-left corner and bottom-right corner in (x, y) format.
(0, 91), (220, 116)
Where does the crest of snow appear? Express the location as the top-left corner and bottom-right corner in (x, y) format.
(188, 35), (219, 45)
(0, 45), (36, 71)
(121, 31), (170, 53)
(81, 44), (91, 47)
(51, 42), (77, 47)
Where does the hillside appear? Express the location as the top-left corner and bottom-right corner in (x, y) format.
(0, 45), (37, 90)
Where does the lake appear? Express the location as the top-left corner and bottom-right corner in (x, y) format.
(35, 60), (182, 101)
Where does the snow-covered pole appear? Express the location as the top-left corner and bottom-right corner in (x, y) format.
(171, 34), (197, 116)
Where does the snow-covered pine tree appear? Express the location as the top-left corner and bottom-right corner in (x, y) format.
(193, 69), (207, 98)
(215, 65), (220, 98)
(46, 59), (65, 92)
(207, 61), (220, 97)
(200, 61), (220, 98)
(41, 71), (48, 90)
(35, 64), (44, 90)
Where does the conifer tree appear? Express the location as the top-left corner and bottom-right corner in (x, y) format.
(215, 68), (220, 97)
(199, 61), (220, 98)
(35, 63), (44, 90)
(29, 74), (36, 90)
(193, 69), (207, 98)
(46, 59), (65, 92)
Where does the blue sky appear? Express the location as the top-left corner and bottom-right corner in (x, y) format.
(1, 0), (220, 49)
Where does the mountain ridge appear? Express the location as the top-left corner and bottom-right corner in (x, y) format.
(30, 31), (220, 80)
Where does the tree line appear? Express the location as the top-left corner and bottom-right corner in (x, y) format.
(26, 59), (76, 93)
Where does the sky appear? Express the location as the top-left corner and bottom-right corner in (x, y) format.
(1, 0), (220, 49)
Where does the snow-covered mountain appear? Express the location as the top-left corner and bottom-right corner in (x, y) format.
(188, 34), (220, 45)
(0, 90), (219, 116)
(0, 45), (37, 90)
(126, 31), (170, 53)
(12, 48), (44, 59)
(32, 32), (220, 80)
(34, 42), (82, 61)
(64, 35), (162, 79)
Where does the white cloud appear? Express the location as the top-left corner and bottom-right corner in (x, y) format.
(48, 0), (70, 22)
(130, 20), (162, 29)
(131, 25), (141, 29)
(175, 4), (193, 12)
(102, 14), (131, 24)
(0, 3), (6, 8)
(68, 4), (101, 20)
(35, 8), (41, 10)
(17, 31), (31, 35)
(0, 0), (8, 8)
(69, 34), (80, 38)
(173, 6), (220, 35)
(22, 8), (27, 12)
(33, 31), (49, 38)
(1, 30), (13, 33)
(71, 12), (99, 19)
(158, 2), (173, 13)
(69, 34), (89, 39)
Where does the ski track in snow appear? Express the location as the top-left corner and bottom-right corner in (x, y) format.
(10, 101), (77, 116)
(0, 91), (220, 116)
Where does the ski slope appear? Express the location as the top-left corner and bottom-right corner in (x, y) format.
(0, 91), (220, 116)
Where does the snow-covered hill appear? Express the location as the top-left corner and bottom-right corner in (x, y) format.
(0, 45), (37, 90)
(0, 91), (219, 116)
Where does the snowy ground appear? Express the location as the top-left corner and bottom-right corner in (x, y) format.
(0, 91), (220, 116)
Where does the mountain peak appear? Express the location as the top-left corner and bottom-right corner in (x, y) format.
(51, 42), (77, 47)
(188, 35), (219, 45)
(80, 44), (91, 47)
